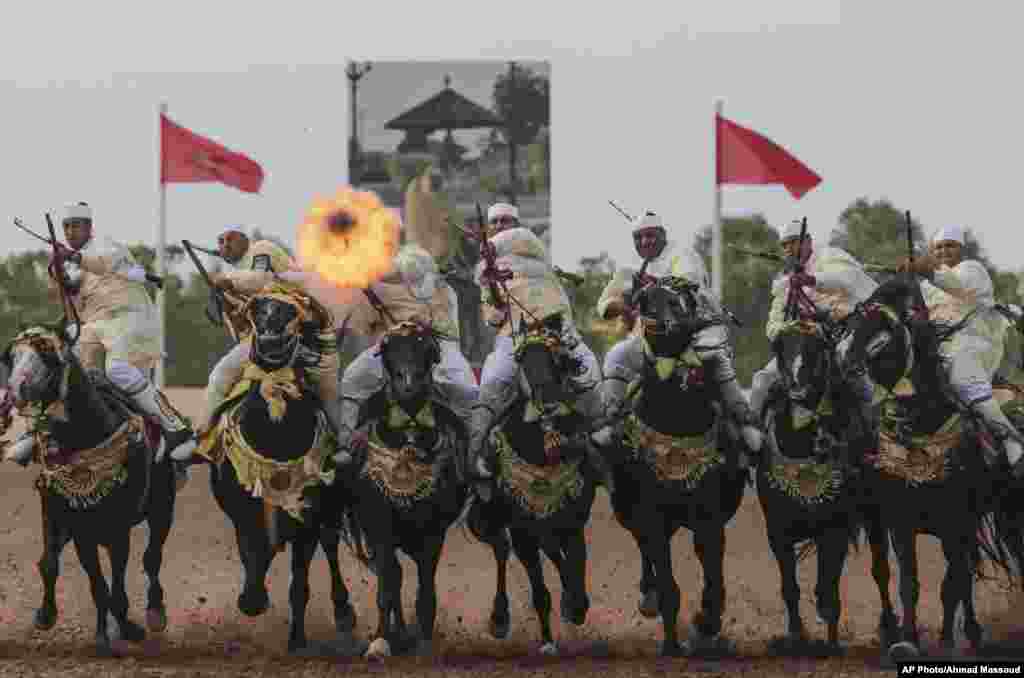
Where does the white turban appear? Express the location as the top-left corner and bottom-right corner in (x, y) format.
(780, 219), (809, 242)
(219, 225), (249, 239)
(631, 210), (664, 233)
(64, 202), (92, 221)
(931, 225), (964, 245)
(487, 203), (519, 222)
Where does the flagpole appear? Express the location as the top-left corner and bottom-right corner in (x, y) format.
(156, 102), (168, 390)
(712, 99), (723, 301)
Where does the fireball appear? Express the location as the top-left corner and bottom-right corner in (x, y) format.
(296, 187), (400, 289)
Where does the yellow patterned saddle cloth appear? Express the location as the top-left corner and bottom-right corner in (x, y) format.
(361, 422), (442, 508)
(34, 415), (145, 509)
(195, 365), (334, 521)
(764, 459), (845, 505)
(622, 413), (723, 489)
(491, 429), (584, 519)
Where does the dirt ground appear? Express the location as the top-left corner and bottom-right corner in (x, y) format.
(1, 388), (1022, 677)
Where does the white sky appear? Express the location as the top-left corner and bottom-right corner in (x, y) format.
(2, 1), (1022, 277)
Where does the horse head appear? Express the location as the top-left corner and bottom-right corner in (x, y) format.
(3, 326), (72, 411)
(513, 313), (584, 424)
(378, 320), (441, 405)
(773, 319), (834, 417)
(845, 278), (925, 396)
(245, 291), (319, 371)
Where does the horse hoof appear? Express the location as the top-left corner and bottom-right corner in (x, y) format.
(117, 619), (147, 643)
(888, 641), (920, 661)
(659, 640), (684, 657)
(33, 606), (57, 631)
(237, 591), (270, 617)
(365, 637), (391, 661)
(414, 638), (435, 657)
(489, 615), (511, 639)
(326, 631), (368, 658)
(768, 633), (809, 656)
(638, 590), (660, 618)
(146, 608), (167, 633)
(538, 641), (559, 657)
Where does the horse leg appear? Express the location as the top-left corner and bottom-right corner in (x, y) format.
(234, 524), (272, 616)
(508, 527), (556, 655)
(686, 524), (727, 656)
(142, 466), (175, 632)
(960, 576), (986, 651)
(107, 532), (146, 643)
(286, 530), (319, 653)
(636, 536), (659, 618)
(554, 529), (590, 627)
(939, 531), (973, 654)
(767, 531), (806, 651)
(867, 510), (900, 647)
(369, 545), (406, 656)
(73, 538), (114, 656)
(889, 526), (922, 659)
(319, 528), (357, 634)
(411, 533), (445, 655)
(486, 526), (512, 639)
(34, 501), (69, 631)
(640, 529), (682, 657)
(815, 529), (849, 652)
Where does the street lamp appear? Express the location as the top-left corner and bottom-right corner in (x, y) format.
(346, 60), (372, 186)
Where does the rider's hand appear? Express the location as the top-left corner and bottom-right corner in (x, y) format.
(50, 242), (80, 266)
(790, 272), (816, 288)
(210, 273), (235, 291)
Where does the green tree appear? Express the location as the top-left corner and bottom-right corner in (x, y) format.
(828, 197), (927, 268)
(492, 63), (550, 201)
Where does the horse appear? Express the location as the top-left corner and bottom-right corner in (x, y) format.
(193, 292), (359, 654)
(1, 324), (177, 656)
(756, 313), (877, 654)
(843, 276), (1024, 660)
(599, 278), (749, 657)
(330, 320), (470, 659)
(464, 313), (598, 657)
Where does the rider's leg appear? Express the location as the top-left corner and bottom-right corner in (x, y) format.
(334, 345), (385, 465)
(201, 340), (250, 433)
(949, 352), (1024, 476)
(748, 358), (781, 424)
(469, 336), (519, 479)
(695, 328), (763, 463)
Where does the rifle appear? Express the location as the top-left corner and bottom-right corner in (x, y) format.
(608, 200), (634, 223)
(14, 216), (164, 288)
(783, 217), (810, 322)
(183, 239), (246, 342)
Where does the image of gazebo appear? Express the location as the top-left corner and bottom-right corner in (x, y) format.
(385, 75), (504, 176)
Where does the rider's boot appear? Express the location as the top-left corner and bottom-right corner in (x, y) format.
(3, 432), (35, 466)
(720, 378), (763, 468)
(971, 397), (1024, 478)
(129, 383), (195, 490)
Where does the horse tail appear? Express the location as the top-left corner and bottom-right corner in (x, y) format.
(333, 499), (373, 568)
(977, 484), (1024, 590)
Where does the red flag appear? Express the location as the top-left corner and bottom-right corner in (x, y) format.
(160, 114), (264, 193)
(716, 114), (821, 199)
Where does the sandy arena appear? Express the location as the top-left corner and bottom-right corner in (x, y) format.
(1, 388), (1022, 677)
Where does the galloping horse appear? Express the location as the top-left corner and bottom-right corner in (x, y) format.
(466, 313), (598, 656)
(1, 324), (177, 656)
(757, 313), (873, 653)
(844, 277), (1023, 660)
(331, 320), (470, 658)
(193, 290), (357, 653)
(599, 278), (749, 657)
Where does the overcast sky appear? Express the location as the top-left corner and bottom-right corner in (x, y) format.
(2, 1), (1022, 278)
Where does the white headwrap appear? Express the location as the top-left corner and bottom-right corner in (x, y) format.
(219, 225), (249, 239)
(393, 243), (439, 301)
(931, 225), (965, 245)
(780, 219), (809, 242)
(631, 211), (664, 234)
(64, 202), (92, 221)
(487, 203), (519, 222)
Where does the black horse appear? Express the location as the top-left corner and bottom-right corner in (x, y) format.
(844, 277), (1023, 660)
(757, 315), (875, 653)
(465, 314), (598, 656)
(331, 320), (470, 658)
(197, 294), (358, 654)
(2, 325), (176, 656)
(600, 280), (748, 657)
